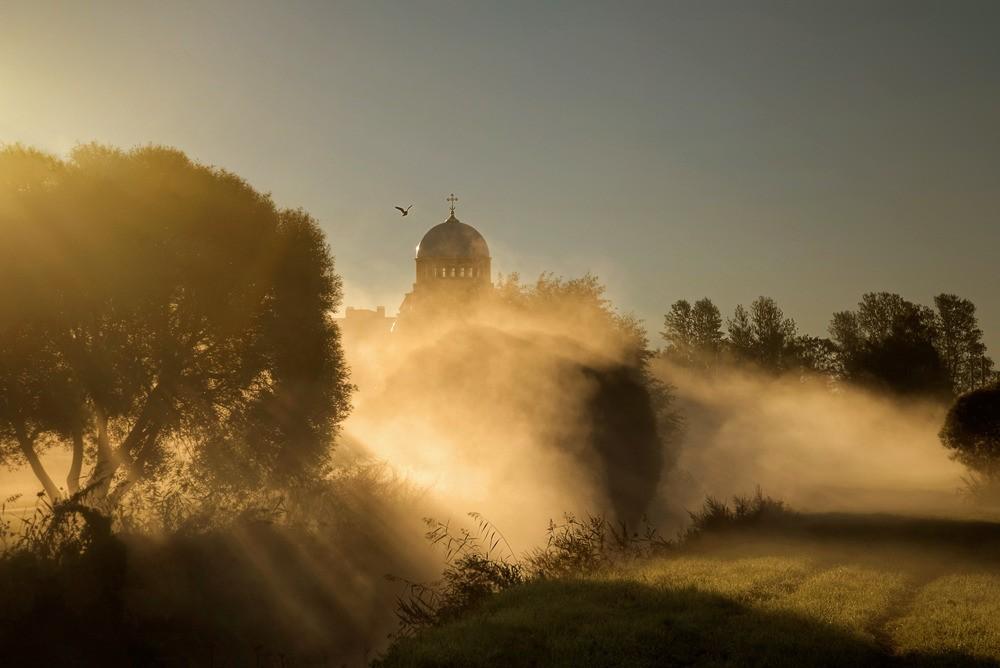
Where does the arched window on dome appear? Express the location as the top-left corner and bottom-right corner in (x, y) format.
(450, 267), (456, 278)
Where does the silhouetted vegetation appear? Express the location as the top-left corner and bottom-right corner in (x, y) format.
(662, 291), (996, 398)
(940, 383), (1000, 502)
(661, 297), (725, 370)
(2, 138), (997, 666)
(379, 504), (1000, 667)
(0, 465), (434, 666)
(832, 293), (952, 398)
(390, 510), (673, 638)
(0, 144), (352, 505)
(683, 487), (793, 542)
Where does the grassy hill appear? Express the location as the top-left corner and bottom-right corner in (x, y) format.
(377, 512), (1000, 667)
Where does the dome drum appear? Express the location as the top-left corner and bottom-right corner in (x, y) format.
(413, 213), (491, 289)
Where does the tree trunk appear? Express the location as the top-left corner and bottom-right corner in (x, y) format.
(15, 423), (61, 501)
(87, 405), (116, 498)
(93, 380), (174, 508)
(67, 427), (84, 495)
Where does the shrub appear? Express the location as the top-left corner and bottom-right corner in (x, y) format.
(940, 384), (1000, 487)
(682, 487), (792, 541)
(389, 514), (525, 635)
(390, 511), (672, 636)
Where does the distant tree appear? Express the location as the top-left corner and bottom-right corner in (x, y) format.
(690, 298), (725, 356)
(830, 293), (950, 397)
(726, 304), (754, 355)
(855, 292), (915, 342)
(492, 271), (683, 522)
(934, 294), (995, 393)
(940, 384), (1000, 489)
(0, 144), (352, 504)
(726, 297), (798, 373)
(662, 300), (695, 363)
(792, 335), (842, 378)
(661, 297), (723, 369)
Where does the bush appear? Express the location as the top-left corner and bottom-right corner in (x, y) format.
(527, 513), (672, 579)
(940, 384), (1000, 492)
(0, 464), (435, 666)
(390, 511), (672, 636)
(682, 487), (792, 541)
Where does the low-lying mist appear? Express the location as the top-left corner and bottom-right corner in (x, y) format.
(655, 360), (967, 521)
(341, 289), (672, 551)
(1, 270), (981, 666)
(340, 284), (972, 553)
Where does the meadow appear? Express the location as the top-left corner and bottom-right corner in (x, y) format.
(378, 512), (1000, 667)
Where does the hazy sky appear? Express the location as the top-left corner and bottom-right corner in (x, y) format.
(2, 1), (998, 351)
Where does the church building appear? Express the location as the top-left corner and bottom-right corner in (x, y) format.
(338, 194), (492, 343)
(398, 194), (492, 321)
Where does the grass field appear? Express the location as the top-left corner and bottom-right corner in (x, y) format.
(377, 513), (1000, 667)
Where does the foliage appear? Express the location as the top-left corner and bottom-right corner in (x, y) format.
(661, 297), (724, 369)
(792, 334), (842, 378)
(683, 487), (793, 541)
(526, 513), (672, 579)
(379, 513), (1000, 667)
(0, 143), (352, 505)
(934, 294), (995, 394)
(0, 463), (431, 666)
(391, 511), (672, 637)
(661, 290), (995, 395)
(726, 297), (801, 373)
(940, 384), (1000, 494)
(831, 292), (952, 397)
(494, 271), (684, 521)
(390, 513), (526, 635)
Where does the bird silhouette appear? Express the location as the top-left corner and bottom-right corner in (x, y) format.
(395, 205), (413, 216)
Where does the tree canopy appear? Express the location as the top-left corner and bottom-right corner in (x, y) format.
(831, 293), (953, 398)
(0, 144), (351, 504)
(660, 291), (995, 395)
(940, 384), (1000, 480)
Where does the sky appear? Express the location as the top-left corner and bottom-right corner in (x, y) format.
(2, 0), (998, 352)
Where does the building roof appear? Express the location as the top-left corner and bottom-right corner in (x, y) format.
(416, 214), (490, 259)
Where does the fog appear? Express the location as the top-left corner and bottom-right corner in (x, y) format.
(340, 294), (667, 551)
(336, 293), (971, 555)
(1, 283), (981, 665)
(656, 360), (967, 520)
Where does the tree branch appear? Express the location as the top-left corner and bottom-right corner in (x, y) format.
(14, 421), (61, 501)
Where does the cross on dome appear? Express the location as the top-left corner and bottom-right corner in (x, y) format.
(447, 193), (459, 216)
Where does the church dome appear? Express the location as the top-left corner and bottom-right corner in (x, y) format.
(416, 214), (490, 259)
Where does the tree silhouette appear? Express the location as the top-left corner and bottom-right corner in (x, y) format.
(0, 144), (351, 503)
(661, 298), (723, 369)
(831, 293), (950, 398)
(934, 294), (995, 393)
(494, 272), (682, 523)
(940, 384), (1000, 483)
(726, 297), (798, 373)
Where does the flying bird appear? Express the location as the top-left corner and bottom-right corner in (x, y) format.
(395, 205), (413, 216)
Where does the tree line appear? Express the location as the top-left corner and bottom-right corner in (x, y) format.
(661, 293), (996, 398)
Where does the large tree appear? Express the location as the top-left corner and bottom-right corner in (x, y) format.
(830, 292), (950, 397)
(0, 144), (352, 505)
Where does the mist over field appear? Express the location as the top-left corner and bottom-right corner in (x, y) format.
(3, 2), (1000, 664)
(658, 361), (968, 518)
